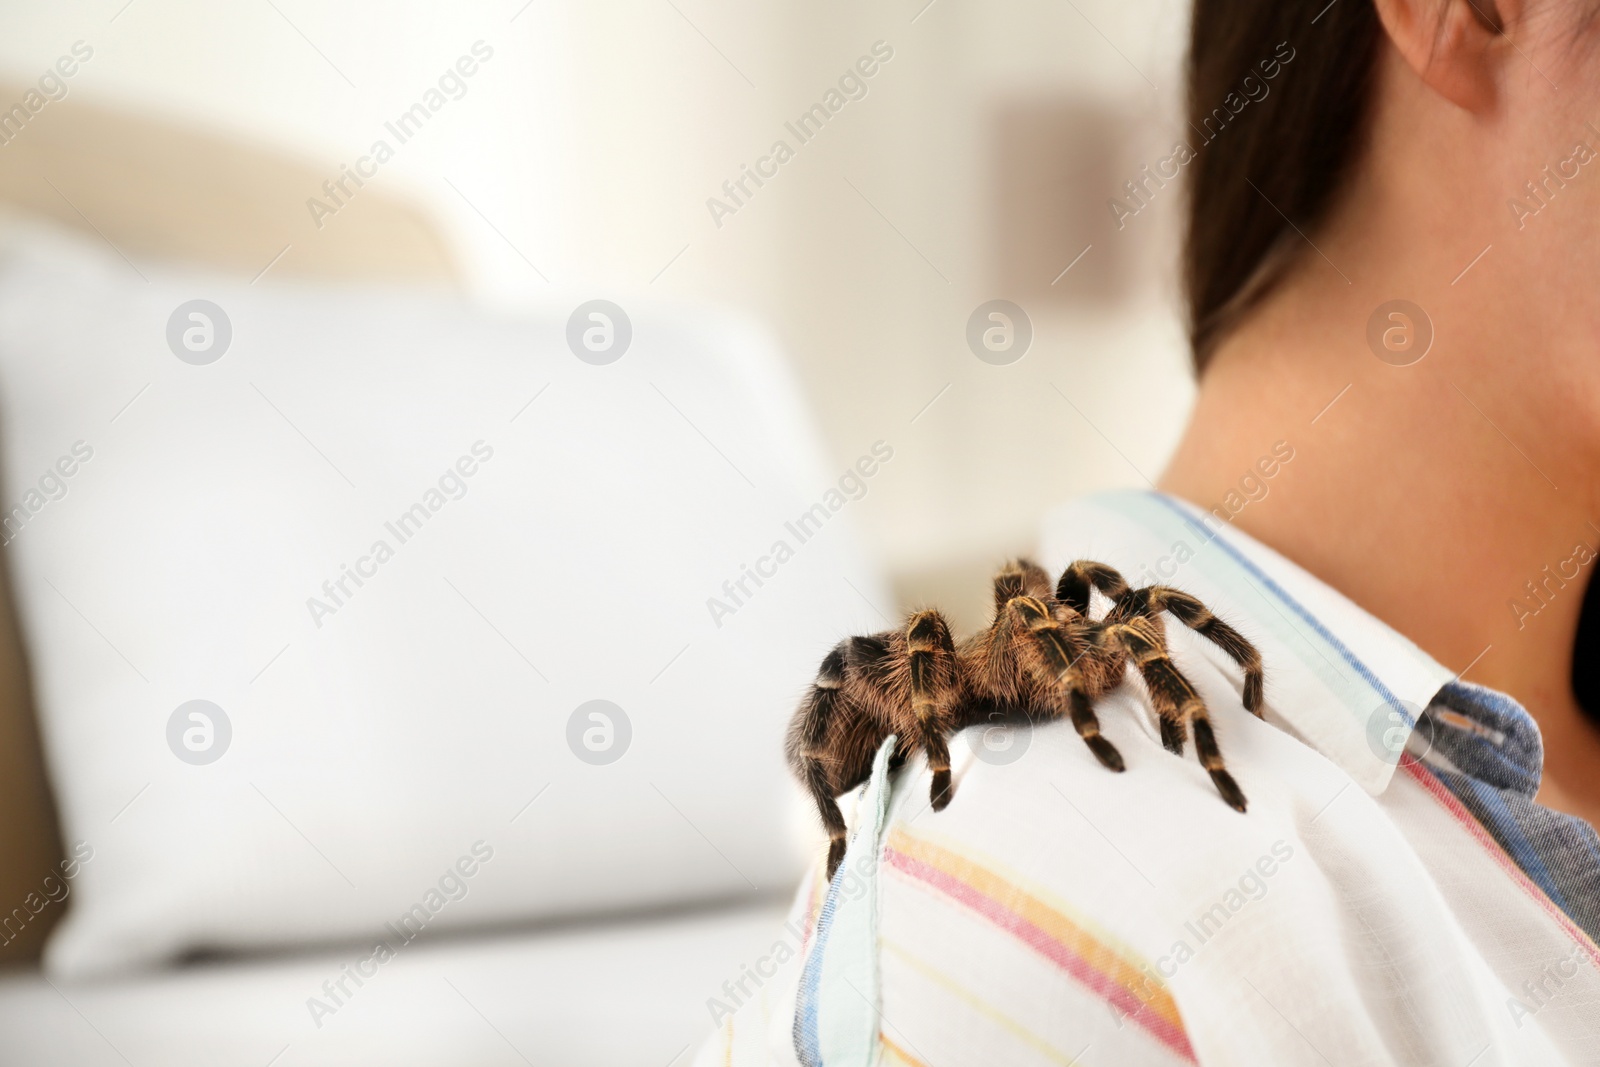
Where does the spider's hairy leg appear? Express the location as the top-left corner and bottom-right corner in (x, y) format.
(1111, 617), (1248, 813)
(1007, 596), (1126, 772)
(1055, 560), (1131, 616)
(991, 559), (1053, 616)
(786, 643), (856, 879)
(906, 610), (959, 811)
(1134, 586), (1265, 716)
(1158, 714), (1188, 756)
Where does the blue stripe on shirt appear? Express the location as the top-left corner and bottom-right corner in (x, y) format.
(793, 869), (843, 1065)
(1145, 492), (1412, 726)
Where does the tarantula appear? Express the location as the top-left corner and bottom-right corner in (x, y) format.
(787, 559), (1264, 878)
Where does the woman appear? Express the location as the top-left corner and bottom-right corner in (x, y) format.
(700, 0), (1600, 1061)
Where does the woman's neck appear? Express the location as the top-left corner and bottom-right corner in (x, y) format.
(1159, 271), (1600, 824)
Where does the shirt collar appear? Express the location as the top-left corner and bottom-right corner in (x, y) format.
(1037, 490), (1458, 794)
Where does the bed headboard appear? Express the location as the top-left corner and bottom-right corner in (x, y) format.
(0, 84), (460, 965)
(0, 83), (458, 284)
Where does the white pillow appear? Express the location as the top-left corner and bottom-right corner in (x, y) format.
(0, 221), (889, 978)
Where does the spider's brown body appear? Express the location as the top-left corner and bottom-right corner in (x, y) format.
(787, 559), (1264, 878)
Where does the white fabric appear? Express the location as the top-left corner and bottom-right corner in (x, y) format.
(0, 900), (786, 1066)
(0, 220), (889, 977)
(697, 491), (1600, 1065)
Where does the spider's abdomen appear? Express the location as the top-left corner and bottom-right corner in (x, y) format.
(1073, 634), (1130, 700)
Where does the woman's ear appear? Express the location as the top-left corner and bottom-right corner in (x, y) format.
(1371, 0), (1519, 112)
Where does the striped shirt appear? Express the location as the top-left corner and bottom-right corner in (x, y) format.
(695, 490), (1600, 1065)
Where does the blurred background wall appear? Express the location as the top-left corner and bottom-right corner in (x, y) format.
(0, 0), (1198, 630)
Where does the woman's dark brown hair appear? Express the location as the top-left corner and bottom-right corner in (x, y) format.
(1184, 1), (1382, 368)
